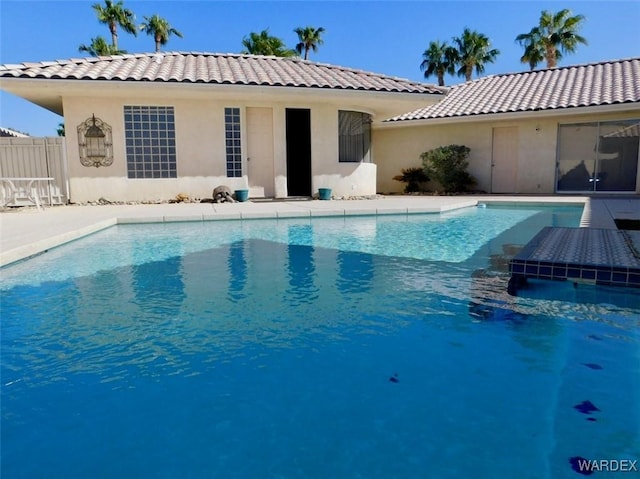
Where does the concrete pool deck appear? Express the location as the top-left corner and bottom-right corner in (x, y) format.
(1, 195), (638, 268)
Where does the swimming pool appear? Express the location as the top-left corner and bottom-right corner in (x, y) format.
(1, 205), (639, 478)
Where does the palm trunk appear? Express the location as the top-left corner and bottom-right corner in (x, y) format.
(156, 35), (161, 52)
(437, 70), (445, 87)
(545, 45), (557, 68)
(304, 48), (309, 60)
(110, 22), (118, 49)
(465, 64), (473, 82)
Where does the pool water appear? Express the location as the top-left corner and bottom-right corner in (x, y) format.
(1, 206), (639, 478)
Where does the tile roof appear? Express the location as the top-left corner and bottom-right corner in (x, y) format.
(0, 51), (445, 95)
(386, 58), (640, 122)
(0, 126), (28, 137)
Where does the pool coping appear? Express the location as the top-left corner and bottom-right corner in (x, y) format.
(0, 195), (635, 268)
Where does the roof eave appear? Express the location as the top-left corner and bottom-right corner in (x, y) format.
(0, 76), (445, 118)
(378, 102), (640, 129)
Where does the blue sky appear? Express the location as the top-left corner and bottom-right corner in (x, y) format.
(1, 0), (639, 136)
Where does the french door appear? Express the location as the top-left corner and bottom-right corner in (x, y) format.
(556, 119), (639, 193)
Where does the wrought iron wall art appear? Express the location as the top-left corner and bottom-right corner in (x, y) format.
(78, 115), (113, 167)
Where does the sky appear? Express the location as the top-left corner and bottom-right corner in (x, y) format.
(1, 0), (639, 137)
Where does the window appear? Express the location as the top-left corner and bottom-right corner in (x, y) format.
(339, 111), (371, 163)
(556, 119), (639, 192)
(124, 106), (176, 179)
(225, 107), (242, 177)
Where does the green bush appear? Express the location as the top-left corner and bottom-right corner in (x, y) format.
(393, 167), (430, 193)
(420, 145), (475, 193)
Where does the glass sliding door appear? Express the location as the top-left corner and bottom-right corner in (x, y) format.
(556, 123), (598, 192)
(556, 119), (639, 193)
(595, 120), (639, 191)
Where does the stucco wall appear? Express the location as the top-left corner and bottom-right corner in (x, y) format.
(62, 88), (425, 202)
(310, 103), (377, 196)
(65, 95), (250, 202)
(374, 111), (640, 194)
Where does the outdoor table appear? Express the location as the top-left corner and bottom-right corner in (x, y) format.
(0, 177), (54, 210)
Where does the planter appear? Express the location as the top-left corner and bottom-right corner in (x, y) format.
(318, 188), (332, 200)
(234, 189), (249, 202)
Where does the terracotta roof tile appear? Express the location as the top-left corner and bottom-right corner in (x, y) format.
(386, 58), (640, 122)
(0, 52), (445, 95)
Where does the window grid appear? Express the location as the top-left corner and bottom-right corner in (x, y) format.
(124, 106), (177, 179)
(225, 107), (242, 178)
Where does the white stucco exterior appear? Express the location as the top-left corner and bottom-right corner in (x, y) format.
(375, 109), (640, 194)
(44, 81), (436, 202)
(2, 55), (638, 201)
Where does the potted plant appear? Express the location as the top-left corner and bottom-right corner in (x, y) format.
(318, 187), (332, 200)
(234, 189), (249, 202)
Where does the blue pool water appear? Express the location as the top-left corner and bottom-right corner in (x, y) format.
(1, 205), (639, 478)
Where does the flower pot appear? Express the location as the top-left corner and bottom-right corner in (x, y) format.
(318, 188), (332, 200)
(234, 189), (249, 202)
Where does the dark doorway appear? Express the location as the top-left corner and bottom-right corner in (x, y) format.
(286, 109), (312, 196)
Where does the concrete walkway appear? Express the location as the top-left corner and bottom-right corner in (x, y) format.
(1, 195), (638, 268)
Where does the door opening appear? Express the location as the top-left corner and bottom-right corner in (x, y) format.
(285, 109), (312, 196)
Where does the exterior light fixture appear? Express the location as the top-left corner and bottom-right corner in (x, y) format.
(78, 115), (113, 167)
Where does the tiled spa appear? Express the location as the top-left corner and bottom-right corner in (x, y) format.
(509, 226), (640, 292)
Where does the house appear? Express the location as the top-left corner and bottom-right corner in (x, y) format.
(0, 126), (28, 138)
(376, 58), (640, 195)
(1, 54), (638, 201)
(0, 52), (445, 202)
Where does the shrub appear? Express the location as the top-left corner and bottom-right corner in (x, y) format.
(393, 167), (430, 193)
(420, 145), (475, 193)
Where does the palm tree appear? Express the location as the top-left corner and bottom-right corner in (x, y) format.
(140, 14), (183, 52)
(451, 28), (500, 82)
(294, 26), (325, 60)
(241, 29), (296, 57)
(420, 40), (457, 86)
(92, 0), (137, 50)
(515, 9), (587, 69)
(78, 35), (126, 56)
(516, 28), (547, 71)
